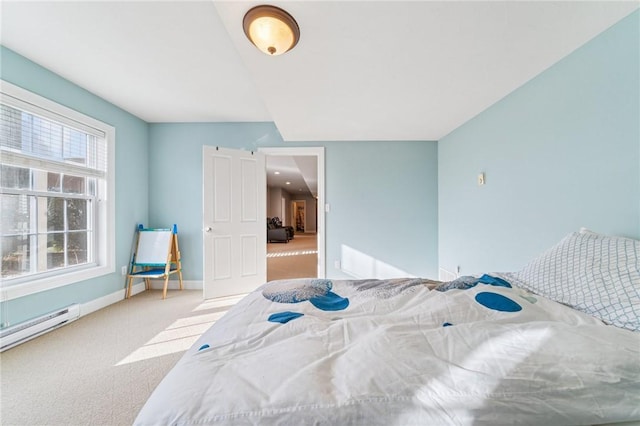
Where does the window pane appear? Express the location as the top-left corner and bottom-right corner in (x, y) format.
(1, 194), (33, 234)
(67, 199), (87, 230)
(31, 115), (63, 160)
(63, 128), (87, 166)
(48, 172), (61, 192)
(2, 235), (32, 278)
(67, 232), (88, 266)
(62, 175), (85, 194)
(1, 165), (31, 189)
(47, 233), (65, 269)
(87, 178), (96, 196)
(0, 104), (23, 150)
(47, 198), (64, 231)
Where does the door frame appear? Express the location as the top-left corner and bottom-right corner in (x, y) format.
(281, 197), (287, 226)
(259, 146), (325, 279)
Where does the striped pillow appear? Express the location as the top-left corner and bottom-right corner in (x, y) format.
(513, 231), (640, 332)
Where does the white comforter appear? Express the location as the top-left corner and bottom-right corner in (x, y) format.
(135, 277), (640, 425)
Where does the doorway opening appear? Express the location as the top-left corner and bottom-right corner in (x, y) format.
(260, 147), (325, 281)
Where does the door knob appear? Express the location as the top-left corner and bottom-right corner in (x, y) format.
(205, 227), (212, 233)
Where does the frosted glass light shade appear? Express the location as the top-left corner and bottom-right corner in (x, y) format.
(243, 5), (300, 56)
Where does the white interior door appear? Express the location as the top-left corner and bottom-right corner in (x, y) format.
(203, 146), (266, 299)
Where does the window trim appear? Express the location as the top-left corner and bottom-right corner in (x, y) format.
(1, 80), (115, 301)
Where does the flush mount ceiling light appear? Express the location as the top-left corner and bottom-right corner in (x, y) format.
(243, 5), (300, 56)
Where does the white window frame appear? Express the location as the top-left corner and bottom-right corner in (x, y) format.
(0, 80), (115, 301)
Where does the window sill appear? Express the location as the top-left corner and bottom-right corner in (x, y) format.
(0, 265), (114, 301)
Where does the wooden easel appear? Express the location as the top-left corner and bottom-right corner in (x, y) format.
(126, 224), (183, 299)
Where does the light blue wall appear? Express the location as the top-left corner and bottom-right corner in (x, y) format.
(148, 123), (439, 281)
(324, 140), (438, 279)
(438, 11), (640, 275)
(0, 46), (149, 325)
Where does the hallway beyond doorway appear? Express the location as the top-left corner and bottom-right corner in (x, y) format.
(267, 233), (318, 281)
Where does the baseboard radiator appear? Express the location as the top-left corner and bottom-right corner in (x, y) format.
(0, 304), (80, 352)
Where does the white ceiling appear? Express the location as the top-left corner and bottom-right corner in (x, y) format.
(1, 1), (638, 143)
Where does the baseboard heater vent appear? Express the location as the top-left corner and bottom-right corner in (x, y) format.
(0, 304), (80, 352)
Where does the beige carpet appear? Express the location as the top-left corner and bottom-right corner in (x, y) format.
(267, 233), (318, 281)
(0, 290), (243, 426)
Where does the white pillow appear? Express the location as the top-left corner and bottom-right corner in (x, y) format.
(512, 231), (640, 331)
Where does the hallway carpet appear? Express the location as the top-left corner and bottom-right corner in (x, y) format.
(267, 233), (318, 281)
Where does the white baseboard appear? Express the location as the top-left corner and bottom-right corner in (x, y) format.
(79, 282), (144, 317)
(79, 281), (203, 318)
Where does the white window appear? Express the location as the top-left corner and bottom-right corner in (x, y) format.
(0, 81), (115, 300)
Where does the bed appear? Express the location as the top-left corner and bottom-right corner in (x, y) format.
(134, 230), (640, 425)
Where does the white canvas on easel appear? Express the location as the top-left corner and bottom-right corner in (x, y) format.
(126, 225), (183, 299)
(135, 230), (172, 266)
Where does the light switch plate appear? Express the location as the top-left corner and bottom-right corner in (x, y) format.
(478, 173), (485, 186)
